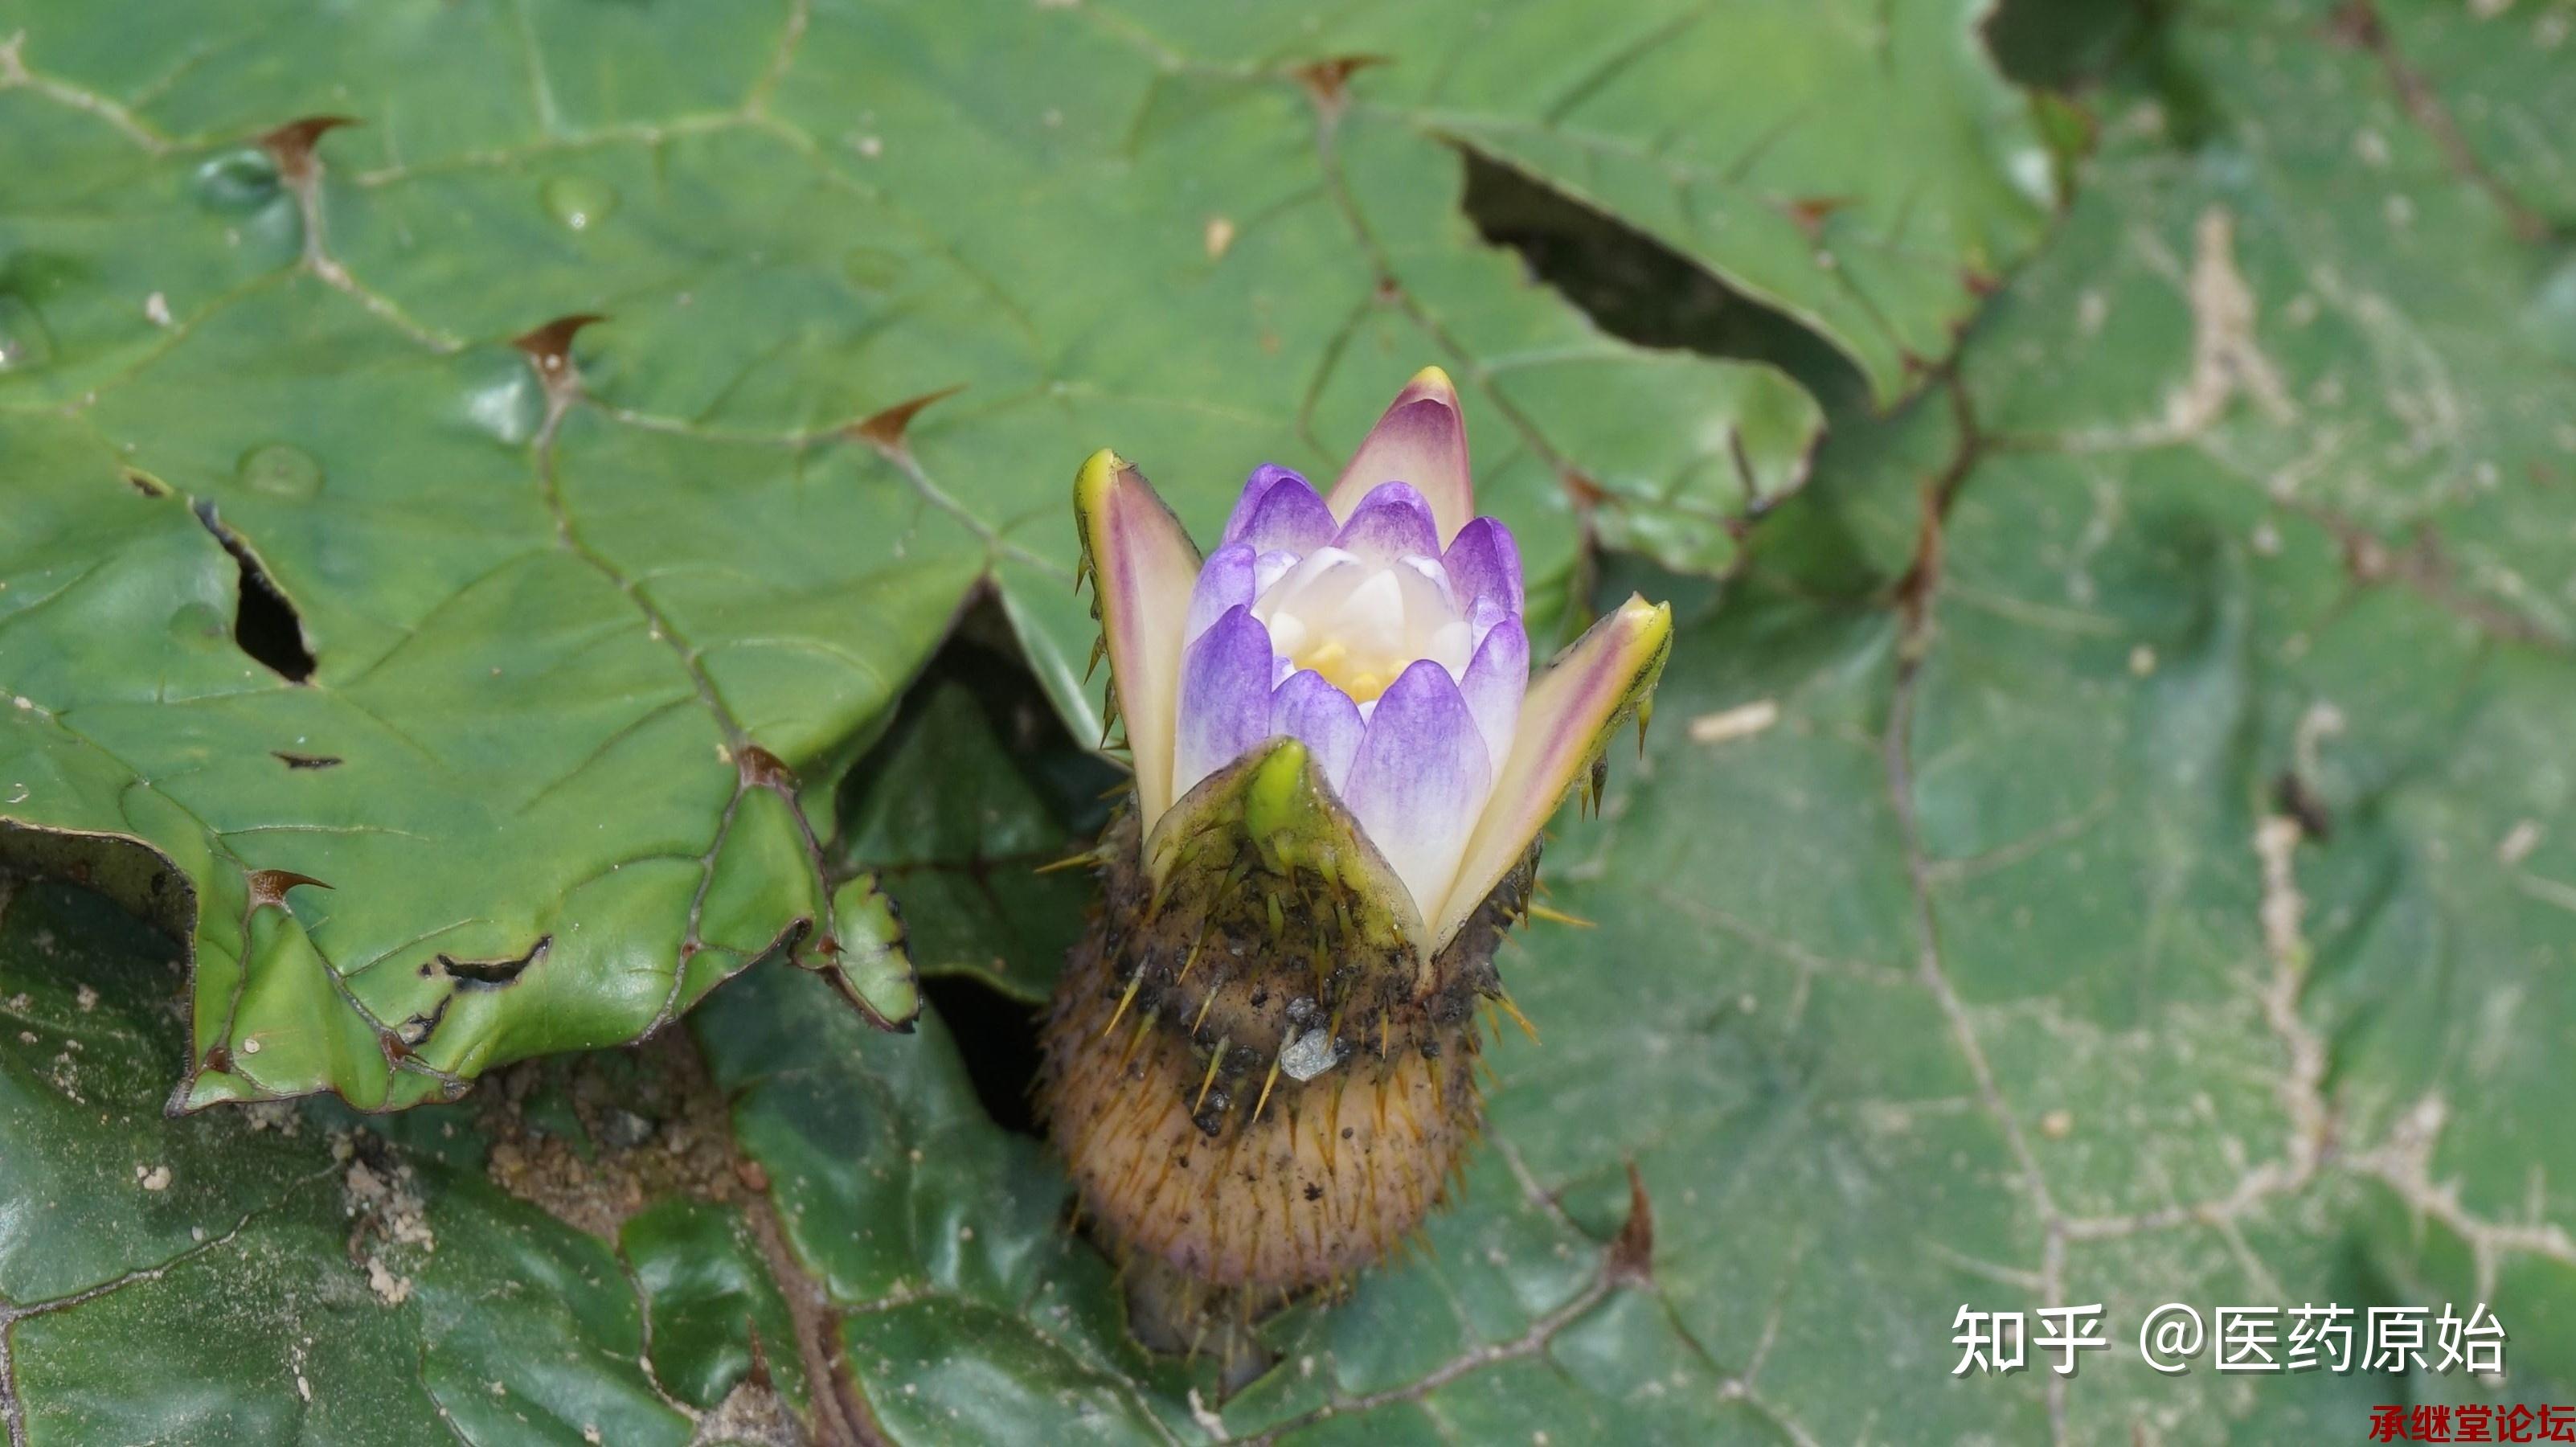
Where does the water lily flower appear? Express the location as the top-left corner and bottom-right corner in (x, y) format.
(1074, 367), (1672, 950)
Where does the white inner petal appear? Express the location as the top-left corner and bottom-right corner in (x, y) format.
(1252, 547), (1471, 704)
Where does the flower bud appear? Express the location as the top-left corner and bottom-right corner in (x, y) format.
(1046, 369), (1672, 1318)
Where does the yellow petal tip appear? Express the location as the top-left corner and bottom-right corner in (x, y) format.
(1074, 448), (1129, 508)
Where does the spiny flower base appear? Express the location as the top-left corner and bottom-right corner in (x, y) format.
(1038, 790), (1529, 1338)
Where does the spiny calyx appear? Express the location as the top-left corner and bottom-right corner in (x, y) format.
(1038, 739), (1532, 1295)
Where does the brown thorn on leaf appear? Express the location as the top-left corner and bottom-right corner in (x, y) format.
(512, 313), (606, 382)
(733, 743), (797, 792)
(1606, 1160), (1656, 1285)
(846, 383), (966, 458)
(1493, 989), (1540, 1044)
(258, 115), (359, 182)
(1782, 195), (1852, 242)
(246, 868), (330, 910)
(1290, 55), (1385, 115)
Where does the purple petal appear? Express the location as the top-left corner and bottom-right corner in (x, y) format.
(1326, 367), (1472, 543)
(1459, 613), (1529, 764)
(1271, 670), (1365, 789)
(1221, 465), (1336, 554)
(1332, 482), (1442, 563)
(1442, 516), (1524, 617)
(1173, 605), (1280, 802)
(1343, 659), (1490, 916)
(1186, 542), (1255, 646)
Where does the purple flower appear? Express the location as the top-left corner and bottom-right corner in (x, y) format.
(1074, 368), (1672, 948)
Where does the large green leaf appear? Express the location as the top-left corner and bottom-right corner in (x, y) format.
(707, 3), (2573, 1440)
(0, 0), (2064, 1105)
(0, 875), (790, 1445)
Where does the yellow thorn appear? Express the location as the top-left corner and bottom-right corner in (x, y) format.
(1193, 1039), (1229, 1113)
(1493, 990), (1540, 1043)
(1526, 902), (1595, 929)
(1034, 851), (1097, 875)
(1323, 1077), (1347, 1174)
(1176, 928), (1209, 982)
(1117, 1010), (1157, 1072)
(1192, 988), (1218, 1032)
(1100, 969), (1144, 1039)
(1251, 1053), (1284, 1121)
(1378, 1014), (1390, 1060)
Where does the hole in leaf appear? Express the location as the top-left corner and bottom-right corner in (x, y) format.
(1459, 149), (1870, 409)
(920, 969), (1043, 1138)
(272, 751), (342, 769)
(191, 501), (315, 682)
(437, 934), (550, 989)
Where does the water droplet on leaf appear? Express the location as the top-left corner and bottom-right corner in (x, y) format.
(193, 149), (283, 212)
(236, 442), (324, 499)
(541, 175), (618, 233)
(169, 601), (229, 649)
(0, 296), (55, 373)
(456, 351), (546, 445)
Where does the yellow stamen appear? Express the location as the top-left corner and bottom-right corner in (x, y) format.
(1288, 637), (1395, 703)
